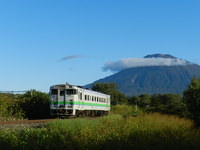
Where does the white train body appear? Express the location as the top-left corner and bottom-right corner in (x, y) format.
(50, 84), (110, 116)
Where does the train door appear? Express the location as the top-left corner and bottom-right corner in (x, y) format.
(79, 91), (84, 110)
(58, 90), (65, 108)
(65, 89), (77, 108)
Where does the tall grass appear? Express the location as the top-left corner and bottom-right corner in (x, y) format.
(0, 113), (200, 150)
(111, 104), (143, 115)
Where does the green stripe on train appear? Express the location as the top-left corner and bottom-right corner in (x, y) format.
(50, 101), (110, 107)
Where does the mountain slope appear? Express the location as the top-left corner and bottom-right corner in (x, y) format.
(89, 54), (200, 96)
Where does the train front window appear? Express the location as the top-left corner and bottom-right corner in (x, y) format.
(51, 89), (58, 95)
(66, 89), (77, 95)
(60, 91), (65, 96)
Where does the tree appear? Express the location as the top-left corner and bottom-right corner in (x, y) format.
(20, 90), (50, 119)
(92, 83), (127, 105)
(146, 94), (187, 117)
(138, 94), (151, 107)
(183, 77), (200, 126)
(160, 94), (187, 116)
(128, 96), (139, 105)
(0, 93), (24, 121)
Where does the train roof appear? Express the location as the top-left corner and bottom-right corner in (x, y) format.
(74, 85), (110, 97)
(50, 83), (110, 97)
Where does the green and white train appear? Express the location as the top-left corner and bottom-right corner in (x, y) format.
(50, 84), (110, 117)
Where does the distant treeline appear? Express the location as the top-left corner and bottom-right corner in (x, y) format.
(0, 77), (200, 126)
(92, 77), (200, 126)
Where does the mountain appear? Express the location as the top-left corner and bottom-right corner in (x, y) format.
(89, 54), (200, 96)
(144, 54), (176, 59)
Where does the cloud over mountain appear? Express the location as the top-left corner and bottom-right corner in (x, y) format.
(103, 57), (190, 72)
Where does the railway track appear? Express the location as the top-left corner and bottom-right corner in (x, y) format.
(0, 119), (57, 125)
(0, 119), (59, 129)
(0, 117), (104, 130)
(0, 116), (101, 129)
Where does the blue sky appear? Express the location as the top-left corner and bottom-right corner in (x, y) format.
(0, 0), (200, 92)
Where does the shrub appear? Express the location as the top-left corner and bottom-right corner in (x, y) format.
(0, 93), (24, 121)
(19, 90), (50, 119)
(110, 104), (142, 116)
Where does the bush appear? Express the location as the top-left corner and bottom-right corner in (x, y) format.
(111, 104), (142, 116)
(19, 90), (50, 119)
(0, 93), (24, 121)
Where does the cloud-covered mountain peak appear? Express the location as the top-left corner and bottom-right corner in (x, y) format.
(144, 54), (176, 59)
(103, 54), (192, 72)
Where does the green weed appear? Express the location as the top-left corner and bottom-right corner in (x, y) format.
(0, 114), (200, 150)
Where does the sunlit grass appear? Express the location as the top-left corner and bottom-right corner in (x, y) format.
(111, 104), (143, 116)
(0, 113), (200, 150)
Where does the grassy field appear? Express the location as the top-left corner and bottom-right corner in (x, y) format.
(111, 104), (142, 115)
(0, 109), (200, 150)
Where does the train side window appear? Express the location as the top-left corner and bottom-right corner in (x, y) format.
(60, 91), (65, 96)
(80, 93), (82, 100)
(66, 89), (77, 95)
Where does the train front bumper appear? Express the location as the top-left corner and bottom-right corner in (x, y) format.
(50, 109), (73, 116)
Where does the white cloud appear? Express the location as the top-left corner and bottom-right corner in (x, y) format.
(103, 57), (190, 72)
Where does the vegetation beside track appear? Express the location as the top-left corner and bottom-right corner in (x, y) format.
(0, 113), (200, 150)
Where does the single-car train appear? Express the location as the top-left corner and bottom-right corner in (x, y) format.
(50, 84), (110, 117)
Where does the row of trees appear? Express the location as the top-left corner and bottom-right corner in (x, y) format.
(92, 78), (200, 126)
(92, 83), (188, 117)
